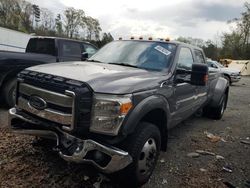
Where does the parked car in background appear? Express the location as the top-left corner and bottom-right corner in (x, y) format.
(207, 60), (241, 85)
(0, 36), (98, 107)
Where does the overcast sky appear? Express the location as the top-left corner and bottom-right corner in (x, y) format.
(27, 0), (246, 40)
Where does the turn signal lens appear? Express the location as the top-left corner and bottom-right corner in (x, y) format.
(120, 102), (132, 114)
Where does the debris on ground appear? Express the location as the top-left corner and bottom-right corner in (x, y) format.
(245, 180), (250, 188)
(162, 178), (168, 185)
(199, 168), (207, 172)
(187, 152), (200, 158)
(223, 181), (236, 188)
(196, 150), (215, 156)
(222, 166), (233, 173)
(240, 140), (250, 145)
(160, 159), (165, 163)
(215, 155), (225, 160)
(204, 131), (225, 143)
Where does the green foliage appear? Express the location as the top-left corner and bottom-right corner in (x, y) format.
(221, 2), (250, 59)
(0, 0), (103, 42)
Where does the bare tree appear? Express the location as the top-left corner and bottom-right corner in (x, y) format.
(63, 7), (85, 38)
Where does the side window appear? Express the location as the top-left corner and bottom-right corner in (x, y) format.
(83, 43), (97, 57)
(62, 41), (81, 57)
(177, 47), (194, 70)
(194, 50), (205, 64)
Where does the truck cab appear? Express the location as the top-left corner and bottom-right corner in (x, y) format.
(8, 38), (229, 187)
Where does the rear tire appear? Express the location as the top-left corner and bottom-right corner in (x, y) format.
(3, 78), (17, 108)
(117, 122), (161, 187)
(204, 94), (227, 120)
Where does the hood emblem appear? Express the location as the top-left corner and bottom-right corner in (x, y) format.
(29, 95), (47, 110)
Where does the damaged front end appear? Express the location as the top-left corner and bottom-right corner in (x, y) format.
(8, 108), (132, 174)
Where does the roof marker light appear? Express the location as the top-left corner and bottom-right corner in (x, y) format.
(139, 36), (143, 40)
(131, 36), (135, 40)
(119, 37), (122, 40)
(165, 37), (170, 42)
(148, 37), (153, 40)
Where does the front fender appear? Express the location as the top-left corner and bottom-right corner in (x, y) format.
(210, 77), (229, 107)
(121, 95), (170, 136)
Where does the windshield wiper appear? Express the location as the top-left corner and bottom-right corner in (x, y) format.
(86, 59), (103, 63)
(108, 63), (139, 68)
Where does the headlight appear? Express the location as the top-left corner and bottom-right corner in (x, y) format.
(90, 93), (133, 136)
(230, 73), (238, 76)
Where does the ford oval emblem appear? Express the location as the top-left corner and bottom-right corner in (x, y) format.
(29, 95), (47, 110)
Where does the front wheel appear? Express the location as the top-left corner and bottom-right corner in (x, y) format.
(3, 78), (17, 107)
(118, 122), (161, 187)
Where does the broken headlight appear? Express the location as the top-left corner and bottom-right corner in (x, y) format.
(90, 93), (132, 136)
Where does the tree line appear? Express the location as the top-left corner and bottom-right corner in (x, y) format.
(176, 2), (250, 60)
(0, 0), (249, 58)
(0, 0), (114, 47)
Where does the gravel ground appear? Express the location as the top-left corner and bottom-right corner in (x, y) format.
(0, 77), (249, 188)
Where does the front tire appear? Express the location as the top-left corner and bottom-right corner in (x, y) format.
(118, 122), (161, 187)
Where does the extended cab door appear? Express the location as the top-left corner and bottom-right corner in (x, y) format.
(172, 47), (198, 123)
(59, 40), (82, 61)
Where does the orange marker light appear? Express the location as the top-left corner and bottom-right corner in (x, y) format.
(165, 37), (170, 42)
(120, 102), (132, 114)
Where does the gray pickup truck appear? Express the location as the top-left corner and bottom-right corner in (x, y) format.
(9, 39), (229, 187)
(0, 36), (98, 107)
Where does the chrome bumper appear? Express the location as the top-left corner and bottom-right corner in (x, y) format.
(8, 108), (132, 173)
(231, 75), (241, 82)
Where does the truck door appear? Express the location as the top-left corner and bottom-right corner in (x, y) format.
(59, 40), (82, 61)
(172, 47), (198, 123)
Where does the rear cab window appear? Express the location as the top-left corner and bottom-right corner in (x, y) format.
(26, 38), (56, 56)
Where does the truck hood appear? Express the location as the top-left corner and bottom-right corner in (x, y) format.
(220, 67), (240, 74)
(27, 61), (165, 94)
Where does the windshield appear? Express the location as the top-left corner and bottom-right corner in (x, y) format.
(89, 40), (176, 71)
(214, 61), (224, 68)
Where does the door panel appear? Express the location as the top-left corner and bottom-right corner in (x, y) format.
(171, 47), (197, 124)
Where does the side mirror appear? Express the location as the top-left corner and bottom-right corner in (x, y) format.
(190, 63), (208, 86)
(81, 52), (89, 61)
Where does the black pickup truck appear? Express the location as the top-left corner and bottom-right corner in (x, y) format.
(0, 37), (98, 107)
(9, 39), (229, 187)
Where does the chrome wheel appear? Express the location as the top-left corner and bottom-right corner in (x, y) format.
(138, 138), (157, 176)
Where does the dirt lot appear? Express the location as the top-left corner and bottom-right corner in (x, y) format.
(0, 77), (249, 188)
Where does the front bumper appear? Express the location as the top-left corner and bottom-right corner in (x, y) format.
(8, 108), (132, 173)
(230, 75), (241, 82)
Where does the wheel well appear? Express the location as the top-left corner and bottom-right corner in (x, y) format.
(141, 109), (168, 151)
(224, 74), (231, 81)
(1, 70), (20, 88)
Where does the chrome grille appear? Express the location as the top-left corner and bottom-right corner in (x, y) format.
(17, 83), (75, 131)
